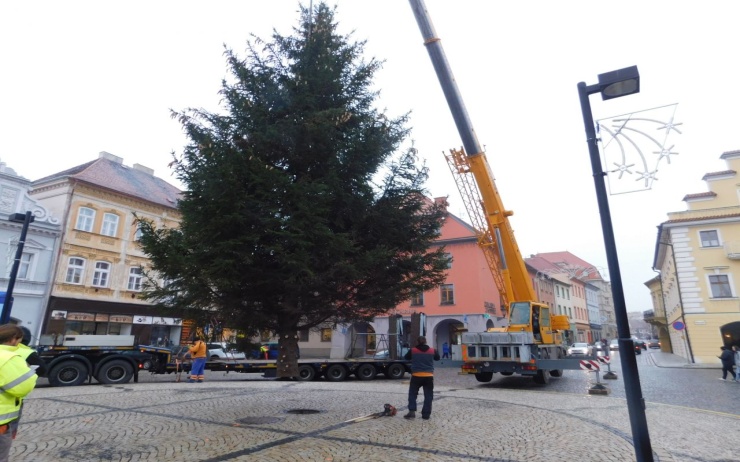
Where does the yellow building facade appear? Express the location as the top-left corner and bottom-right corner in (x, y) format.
(651, 150), (740, 364)
(30, 152), (183, 346)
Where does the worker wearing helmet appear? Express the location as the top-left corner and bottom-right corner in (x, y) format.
(0, 324), (38, 460)
(188, 336), (207, 383)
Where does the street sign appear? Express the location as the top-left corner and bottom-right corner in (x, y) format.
(672, 320), (685, 331)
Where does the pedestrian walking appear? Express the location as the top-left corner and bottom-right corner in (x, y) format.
(717, 346), (734, 381)
(733, 345), (740, 382)
(0, 324), (38, 462)
(188, 337), (207, 383)
(442, 342), (450, 359)
(403, 336), (440, 420)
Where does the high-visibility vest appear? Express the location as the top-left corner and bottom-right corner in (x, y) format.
(0, 348), (37, 425)
(188, 341), (207, 359)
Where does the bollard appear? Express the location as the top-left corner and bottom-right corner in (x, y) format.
(601, 355), (618, 380)
(588, 363), (610, 395)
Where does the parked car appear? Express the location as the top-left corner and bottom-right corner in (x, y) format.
(206, 343), (246, 360)
(373, 347), (410, 360)
(567, 342), (593, 356)
(647, 338), (661, 349)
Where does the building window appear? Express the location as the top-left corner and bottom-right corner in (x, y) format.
(699, 230), (720, 247)
(320, 328), (332, 342)
(440, 284), (455, 305)
(410, 292), (424, 306)
(708, 274), (733, 298)
(298, 329), (309, 342)
(92, 261), (111, 287)
(75, 207), (95, 232)
(134, 224), (143, 241)
(17, 253), (33, 280)
(444, 253), (453, 269)
(65, 257), (85, 284)
(101, 213), (119, 237)
(128, 267), (143, 291)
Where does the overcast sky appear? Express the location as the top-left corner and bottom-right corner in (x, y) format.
(2, 1), (739, 313)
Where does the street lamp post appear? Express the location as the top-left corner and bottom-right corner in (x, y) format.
(578, 66), (654, 462)
(1, 211), (35, 325)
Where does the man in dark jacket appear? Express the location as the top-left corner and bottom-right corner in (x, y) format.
(718, 346), (735, 380)
(403, 336), (440, 420)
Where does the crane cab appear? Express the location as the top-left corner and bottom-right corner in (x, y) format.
(505, 301), (565, 345)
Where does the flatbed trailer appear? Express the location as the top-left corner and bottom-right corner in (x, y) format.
(37, 340), (411, 386)
(151, 354), (411, 382)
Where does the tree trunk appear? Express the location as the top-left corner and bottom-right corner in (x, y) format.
(275, 331), (300, 379)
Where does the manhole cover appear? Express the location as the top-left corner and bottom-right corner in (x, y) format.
(286, 409), (322, 415)
(237, 416), (285, 425)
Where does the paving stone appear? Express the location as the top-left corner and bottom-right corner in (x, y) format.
(9, 379), (735, 461)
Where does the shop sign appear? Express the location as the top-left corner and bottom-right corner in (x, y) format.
(50, 310), (67, 320)
(110, 315), (134, 323)
(152, 317), (182, 326)
(95, 313), (110, 322)
(67, 312), (95, 321)
(133, 316), (152, 324)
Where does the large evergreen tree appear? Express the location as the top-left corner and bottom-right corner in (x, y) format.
(137, 2), (449, 378)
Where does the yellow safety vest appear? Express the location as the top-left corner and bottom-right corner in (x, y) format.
(0, 348), (37, 425)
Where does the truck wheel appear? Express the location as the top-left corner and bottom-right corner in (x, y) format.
(49, 361), (89, 387)
(549, 369), (564, 378)
(297, 365), (316, 381)
(97, 359), (134, 385)
(475, 372), (493, 382)
(325, 364), (347, 382)
(384, 363), (405, 380)
(533, 369), (550, 384)
(356, 364), (378, 381)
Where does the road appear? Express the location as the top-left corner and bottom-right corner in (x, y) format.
(36, 349), (738, 416)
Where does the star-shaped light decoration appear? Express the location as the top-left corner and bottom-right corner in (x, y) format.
(596, 103), (681, 194)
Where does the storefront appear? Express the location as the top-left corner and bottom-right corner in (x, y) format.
(43, 297), (184, 347)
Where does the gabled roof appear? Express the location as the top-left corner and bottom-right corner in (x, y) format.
(33, 157), (181, 209)
(530, 251), (603, 281)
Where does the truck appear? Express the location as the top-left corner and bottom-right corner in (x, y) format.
(409, 0), (588, 384)
(36, 334), (411, 386)
(37, 335), (171, 387)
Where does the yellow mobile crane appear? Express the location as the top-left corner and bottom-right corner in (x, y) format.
(409, 0), (580, 384)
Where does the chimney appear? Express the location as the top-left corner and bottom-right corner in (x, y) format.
(434, 197), (449, 211)
(99, 151), (123, 164)
(133, 164), (154, 176)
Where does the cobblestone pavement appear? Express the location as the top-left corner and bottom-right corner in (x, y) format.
(13, 375), (738, 462)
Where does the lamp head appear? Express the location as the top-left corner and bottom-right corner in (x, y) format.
(598, 65), (640, 100)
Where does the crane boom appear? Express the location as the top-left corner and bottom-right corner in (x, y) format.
(408, 0), (535, 308)
(408, 0), (578, 386)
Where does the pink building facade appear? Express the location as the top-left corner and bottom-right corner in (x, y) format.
(372, 199), (504, 360)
